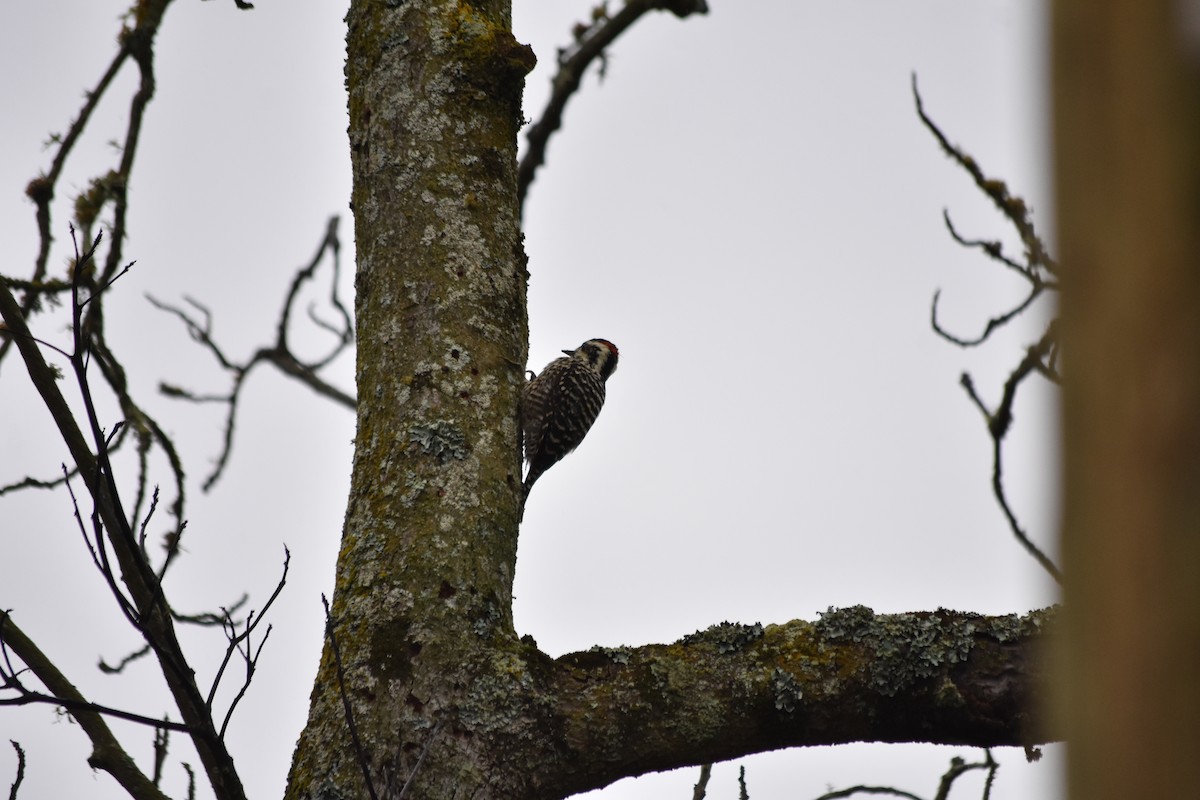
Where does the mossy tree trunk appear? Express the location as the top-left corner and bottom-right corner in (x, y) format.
(284, 3), (1056, 799)
(1054, 2), (1200, 799)
(284, 0), (535, 796)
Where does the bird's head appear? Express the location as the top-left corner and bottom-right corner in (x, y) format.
(566, 339), (619, 380)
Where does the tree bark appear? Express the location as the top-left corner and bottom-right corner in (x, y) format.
(1053, 2), (1200, 799)
(284, 3), (1058, 799)
(284, 0), (535, 796)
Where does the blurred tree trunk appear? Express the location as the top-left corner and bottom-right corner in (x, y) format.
(1054, 2), (1200, 798)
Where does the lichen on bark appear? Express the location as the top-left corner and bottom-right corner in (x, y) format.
(285, 1), (534, 797)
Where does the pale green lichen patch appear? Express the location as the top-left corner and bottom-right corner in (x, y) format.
(813, 606), (1036, 698)
(408, 420), (469, 462)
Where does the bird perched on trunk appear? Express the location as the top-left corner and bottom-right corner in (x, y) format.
(521, 339), (619, 517)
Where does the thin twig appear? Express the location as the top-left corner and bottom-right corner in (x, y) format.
(1, 22), (130, 370)
(692, 763), (712, 800)
(6, 740), (24, 800)
(933, 751), (998, 800)
(980, 751), (999, 800)
(0, 673), (192, 733)
(0, 471), (73, 498)
(152, 724), (170, 787)
(98, 644), (152, 675)
(959, 325), (1063, 583)
(916, 78), (1055, 350)
(814, 784), (924, 800)
(931, 285), (1044, 349)
(322, 595), (379, 800)
(397, 719), (444, 800)
(63, 464), (141, 629)
(217, 619), (273, 739)
(150, 217), (354, 490)
(209, 548), (290, 738)
(942, 211), (1054, 287)
(915, 76), (1062, 583)
(182, 762), (196, 800)
(912, 74), (1055, 276)
(517, 0), (709, 213)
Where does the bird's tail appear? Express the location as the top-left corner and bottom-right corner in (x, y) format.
(518, 467), (544, 522)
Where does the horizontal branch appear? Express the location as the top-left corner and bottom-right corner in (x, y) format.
(544, 607), (1055, 796)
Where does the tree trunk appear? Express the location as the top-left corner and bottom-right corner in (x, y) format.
(284, 0), (535, 796)
(1053, 1), (1200, 798)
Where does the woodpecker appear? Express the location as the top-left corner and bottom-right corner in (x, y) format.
(521, 339), (619, 515)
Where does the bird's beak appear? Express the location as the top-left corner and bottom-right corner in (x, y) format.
(561, 349), (573, 355)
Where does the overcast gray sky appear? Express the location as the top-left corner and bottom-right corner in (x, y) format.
(1, 2), (1059, 798)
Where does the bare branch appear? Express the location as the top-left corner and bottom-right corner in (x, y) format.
(151, 216), (354, 490)
(2, 230), (188, 577)
(99, 592), (251, 677)
(809, 749), (997, 800)
(0, 612), (171, 800)
(915, 77), (1056, 350)
(278, 216), (352, 367)
(941, 211), (1053, 287)
(210, 548), (290, 738)
(6, 740), (24, 800)
(814, 787), (924, 800)
(933, 751), (998, 800)
(1, 0), (191, 584)
(931, 286), (1044, 349)
(323, 594), (380, 800)
(0, 239), (250, 800)
(691, 763), (712, 800)
(959, 325), (1063, 583)
(63, 465), (142, 633)
(0, 470), (72, 498)
(1, 24), (131, 372)
(912, 74), (1055, 277)
(173, 594), (250, 627)
(518, 0), (709, 213)
(916, 106), (1056, 351)
(148, 295), (239, 371)
(152, 724), (169, 788)
(183, 762), (197, 800)
(915, 77), (1061, 582)
(0, 402), (183, 558)
(98, 644), (152, 675)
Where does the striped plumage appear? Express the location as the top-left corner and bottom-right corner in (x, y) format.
(521, 339), (619, 514)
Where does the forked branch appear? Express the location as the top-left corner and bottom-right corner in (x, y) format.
(152, 216), (354, 490)
(914, 76), (1061, 583)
